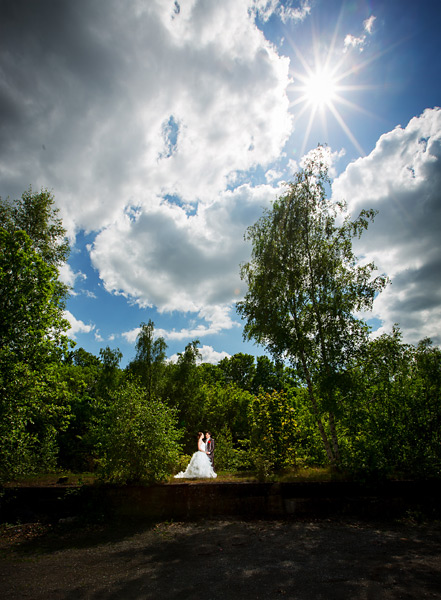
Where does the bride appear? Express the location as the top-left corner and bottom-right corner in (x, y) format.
(174, 432), (217, 479)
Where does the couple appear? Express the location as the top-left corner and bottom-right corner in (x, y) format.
(174, 431), (217, 479)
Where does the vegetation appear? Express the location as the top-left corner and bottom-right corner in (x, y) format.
(1, 172), (440, 486)
(237, 148), (388, 467)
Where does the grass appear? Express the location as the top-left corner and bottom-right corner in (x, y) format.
(2, 471), (96, 487)
(166, 465), (349, 484)
(3, 466), (350, 487)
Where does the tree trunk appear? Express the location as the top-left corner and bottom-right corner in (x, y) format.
(328, 411), (341, 465)
(300, 352), (337, 465)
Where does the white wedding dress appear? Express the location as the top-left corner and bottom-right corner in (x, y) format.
(174, 441), (217, 479)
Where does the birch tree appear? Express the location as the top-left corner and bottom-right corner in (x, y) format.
(237, 148), (388, 466)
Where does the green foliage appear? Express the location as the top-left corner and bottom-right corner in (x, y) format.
(96, 379), (182, 483)
(237, 147), (388, 466)
(338, 327), (441, 478)
(290, 387), (328, 465)
(0, 189), (70, 364)
(214, 427), (252, 472)
(0, 229), (69, 364)
(56, 356), (101, 472)
(1, 188), (441, 484)
(162, 340), (206, 452)
(0, 187), (70, 268)
(218, 353), (256, 392)
(126, 320), (167, 400)
(248, 389), (300, 475)
(0, 361), (71, 480)
(202, 381), (253, 442)
(0, 189), (72, 480)
(98, 346), (123, 400)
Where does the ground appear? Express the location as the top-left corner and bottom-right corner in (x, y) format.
(1, 517), (441, 599)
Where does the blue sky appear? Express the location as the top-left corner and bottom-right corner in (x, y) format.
(1, 0), (440, 366)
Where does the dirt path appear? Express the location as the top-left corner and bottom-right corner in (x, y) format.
(1, 518), (441, 599)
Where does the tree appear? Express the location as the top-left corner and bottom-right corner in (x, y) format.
(0, 189), (71, 478)
(98, 345), (123, 400)
(218, 353), (256, 391)
(0, 188), (71, 363)
(127, 320), (167, 400)
(0, 187), (70, 268)
(237, 147), (388, 466)
(252, 355), (293, 394)
(163, 340), (205, 452)
(339, 328), (441, 477)
(57, 348), (102, 472)
(0, 229), (69, 364)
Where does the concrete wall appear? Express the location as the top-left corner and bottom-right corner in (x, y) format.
(1, 480), (440, 523)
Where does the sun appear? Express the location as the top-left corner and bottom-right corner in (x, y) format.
(302, 69), (338, 108)
(288, 48), (372, 157)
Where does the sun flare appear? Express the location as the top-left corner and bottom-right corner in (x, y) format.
(303, 69), (337, 108)
(288, 51), (370, 157)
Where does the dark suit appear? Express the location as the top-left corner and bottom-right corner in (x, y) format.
(206, 438), (215, 469)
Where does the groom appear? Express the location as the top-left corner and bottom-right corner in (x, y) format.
(205, 431), (215, 470)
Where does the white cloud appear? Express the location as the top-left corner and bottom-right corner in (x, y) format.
(253, 0), (311, 24)
(58, 264), (86, 293)
(286, 158), (299, 175)
(0, 0), (292, 238)
(332, 107), (441, 345)
(279, 1), (311, 24)
(364, 15), (376, 34)
(265, 168), (283, 182)
(121, 328), (141, 345)
(300, 145), (345, 178)
(90, 182), (281, 329)
(167, 344), (229, 364)
(344, 14), (376, 53)
(64, 310), (95, 339)
(0, 0), (295, 353)
(94, 330), (104, 342)
(252, 0), (279, 21)
(199, 345), (230, 364)
(344, 33), (366, 52)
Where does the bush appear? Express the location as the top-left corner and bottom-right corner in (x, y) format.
(96, 379), (182, 483)
(248, 390), (300, 474)
(215, 427), (252, 472)
(0, 360), (71, 482)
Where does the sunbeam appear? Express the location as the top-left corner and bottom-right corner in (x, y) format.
(289, 47), (367, 156)
(284, 6), (387, 160)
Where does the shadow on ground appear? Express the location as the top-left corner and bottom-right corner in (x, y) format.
(1, 517), (441, 599)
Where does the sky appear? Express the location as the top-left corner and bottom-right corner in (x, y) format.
(1, 0), (440, 366)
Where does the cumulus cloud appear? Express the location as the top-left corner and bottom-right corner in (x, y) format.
(168, 344), (230, 364)
(122, 313), (238, 345)
(64, 310), (94, 339)
(199, 345), (230, 363)
(0, 0), (295, 349)
(253, 0), (311, 24)
(332, 107), (441, 344)
(58, 264), (86, 293)
(0, 0), (292, 238)
(90, 182), (281, 331)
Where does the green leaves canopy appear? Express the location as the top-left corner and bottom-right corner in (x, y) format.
(0, 229), (69, 364)
(237, 148), (388, 465)
(237, 149), (387, 382)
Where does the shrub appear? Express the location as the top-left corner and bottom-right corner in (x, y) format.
(96, 379), (182, 483)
